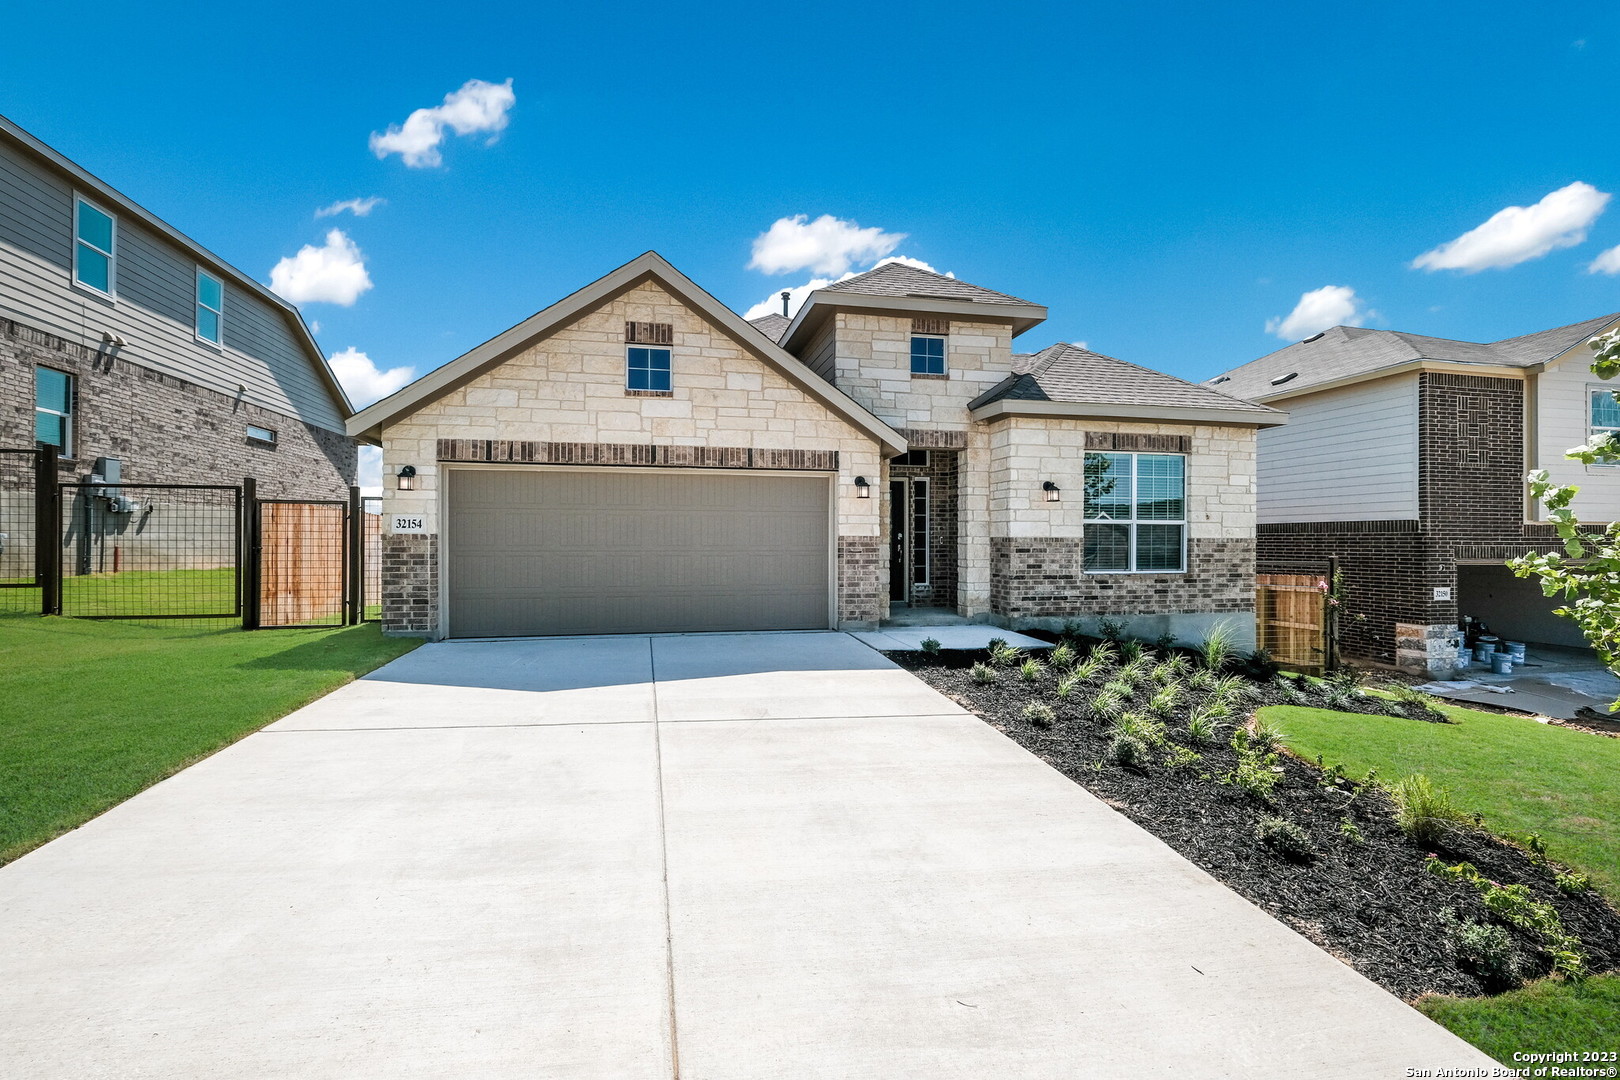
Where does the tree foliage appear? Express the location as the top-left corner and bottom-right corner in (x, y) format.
(1511, 327), (1620, 708)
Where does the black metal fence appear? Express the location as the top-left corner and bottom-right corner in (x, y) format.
(0, 451), (374, 631)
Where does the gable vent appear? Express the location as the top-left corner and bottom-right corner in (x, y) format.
(911, 317), (950, 336)
(1270, 371), (1299, 386)
(626, 321), (674, 345)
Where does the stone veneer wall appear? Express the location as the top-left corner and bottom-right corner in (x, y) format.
(0, 315), (352, 494)
(380, 278), (887, 636)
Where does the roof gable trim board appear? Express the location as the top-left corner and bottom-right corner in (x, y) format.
(780, 291), (1048, 353)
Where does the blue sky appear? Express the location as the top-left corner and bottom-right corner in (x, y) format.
(6, 0), (1619, 408)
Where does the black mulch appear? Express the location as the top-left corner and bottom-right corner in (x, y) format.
(891, 645), (1620, 1002)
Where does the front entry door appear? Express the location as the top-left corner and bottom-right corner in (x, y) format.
(889, 480), (908, 603)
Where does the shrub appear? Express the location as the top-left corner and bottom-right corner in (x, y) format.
(1120, 639), (1146, 663)
(1425, 859), (1587, 978)
(1188, 667), (1217, 691)
(1222, 737), (1282, 803)
(1151, 655), (1191, 683)
(1185, 705), (1224, 746)
(1198, 620), (1241, 671)
(1120, 655), (1155, 682)
(1097, 617), (1128, 642)
(1055, 673), (1085, 700)
(1106, 731), (1148, 768)
(1438, 909), (1521, 983)
(1392, 774), (1471, 847)
(1049, 642), (1076, 670)
(970, 662), (997, 685)
(1271, 675), (1307, 705)
(1087, 641), (1119, 666)
(1089, 687), (1125, 720)
(919, 636), (942, 656)
(1246, 716), (1284, 754)
(1023, 702), (1058, 729)
(1071, 653), (1108, 681)
(1555, 870), (1592, 895)
(1101, 677), (1136, 700)
(1322, 685), (1362, 711)
(1256, 816), (1314, 861)
(988, 640), (1024, 668)
(1163, 745), (1202, 770)
(1148, 683), (1183, 716)
(1390, 684), (1451, 721)
(1236, 649), (1281, 681)
(1210, 674), (1256, 706)
(1019, 657), (1046, 682)
(1113, 710), (1166, 747)
(1152, 632), (1177, 654)
(1059, 618), (1085, 641)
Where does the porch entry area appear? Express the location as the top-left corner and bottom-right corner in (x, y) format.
(887, 449), (957, 611)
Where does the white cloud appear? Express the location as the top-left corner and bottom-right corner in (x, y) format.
(315, 196), (385, 219)
(1265, 285), (1367, 340)
(269, 229), (373, 306)
(742, 256), (950, 320)
(1412, 182), (1611, 273)
(370, 78), (516, 168)
(327, 346), (413, 408)
(358, 445), (384, 497)
(1588, 244), (1620, 275)
(748, 214), (906, 276)
(309, 319), (321, 334)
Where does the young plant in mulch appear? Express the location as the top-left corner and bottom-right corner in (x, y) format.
(888, 642), (1620, 1003)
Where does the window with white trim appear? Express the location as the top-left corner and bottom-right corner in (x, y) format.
(627, 346), (672, 392)
(1591, 388), (1619, 465)
(35, 367), (73, 457)
(74, 197), (115, 295)
(196, 268), (224, 343)
(1082, 451), (1186, 572)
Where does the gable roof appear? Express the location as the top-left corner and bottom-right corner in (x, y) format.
(1209, 313), (1620, 402)
(346, 251), (907, 454)
(779, 262), (1048, 351)
(747, 312), (790, 343)
(970, 342), (1284, 427)
(0, 112), (353, 419)
(821, 261), (1036, 306)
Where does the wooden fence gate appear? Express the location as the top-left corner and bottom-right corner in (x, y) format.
(1255, 573), (1330, 673)
(246, 487), (359, 629)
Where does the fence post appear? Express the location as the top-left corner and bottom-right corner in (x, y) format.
(1326, 555), (1341, 673)
(242, 477), (260, 630)
(346, 485), (363, 625)
(34, 446), (57, 616)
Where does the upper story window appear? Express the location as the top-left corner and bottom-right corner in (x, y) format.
(73, 196), (116, 295)
(196, 268), (224, 343)
(1591, 389), (1620, 465)
(246, 424), (277, 445)
(910, 335), (946, 376)
(35, 367), (74, 457)
(1082, 451), (1186, 573)
(625, 321), (674, 394)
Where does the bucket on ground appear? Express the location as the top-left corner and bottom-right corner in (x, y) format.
(1506, 641), (1527, 662)
(1490, 652), (1514, 675)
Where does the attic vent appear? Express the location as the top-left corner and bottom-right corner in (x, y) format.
(1302, 332), (1326, 343)
(626, 321), (674, 345)
(1270, 371), (1299, 386)
(911, 317), (950, 336)
(1210, 375), (1230, 384)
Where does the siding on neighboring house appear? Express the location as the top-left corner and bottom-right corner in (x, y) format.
(1257, 374), (1419, 523)
(0, 138), (343, 433)
(1533, 334), (1620, 522)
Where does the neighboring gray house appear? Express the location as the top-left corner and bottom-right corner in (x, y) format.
(1208, 314), (1620, 674)
(0, 113), (355, 583)
(350, 254), (1283, 641)
(0, 113), (354, 492)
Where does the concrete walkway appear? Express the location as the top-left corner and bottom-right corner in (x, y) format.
(1, 632), (1496, 1078)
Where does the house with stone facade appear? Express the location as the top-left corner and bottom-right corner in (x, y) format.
(350, 252), (1283, 640)
(1208, 314), (1620, 676)
(0, 114), (355, 498)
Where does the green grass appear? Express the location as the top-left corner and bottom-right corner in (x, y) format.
(1266, 702), (1620, 903)
(1, 568), (238, 618)
(1416, 974), (1620, 1066)
(0, 613), (419, 865)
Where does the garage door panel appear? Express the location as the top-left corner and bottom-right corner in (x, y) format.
(447, 469), (832, 638)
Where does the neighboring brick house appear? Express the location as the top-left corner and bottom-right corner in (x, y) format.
(0, 114), (355, 585)
(1207, 314), (1620, 675)
(351, 253), (1283, 640)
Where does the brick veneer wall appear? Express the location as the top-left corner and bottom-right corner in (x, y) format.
(0, 316), (352, 496)
(382, 533), (438, 634)
(990, 537), (1255, 620)
(837, 536), (882, 625)
(890, 449), (958, 608)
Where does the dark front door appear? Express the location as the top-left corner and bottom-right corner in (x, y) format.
(889, 480), (908, 603)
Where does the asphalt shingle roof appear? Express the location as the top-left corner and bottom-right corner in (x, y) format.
(1208, 313), (1620, 401)
(972, 342), (1279, 416)
(747, 312), (790, 343)
(819, 262), (1035, 306)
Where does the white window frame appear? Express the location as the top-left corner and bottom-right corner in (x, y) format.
(910, 334), (947, 376)
(35, 366), (74, 458)
(72, 194), (117, 298)
(196, 266), (224, 344)
(1082, 451), (1188, 574)
(1589, 386), (1619, 467)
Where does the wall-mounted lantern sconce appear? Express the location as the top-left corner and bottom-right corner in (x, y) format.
(397, 465), (417, 491)
(1042, 481), (1060, 502)
(854, 476), (871, 498)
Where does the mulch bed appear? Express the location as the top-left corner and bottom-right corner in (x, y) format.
(891, 643), (1620, 1002)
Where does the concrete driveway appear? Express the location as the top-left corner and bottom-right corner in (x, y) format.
(1, 632), (1495, 1078)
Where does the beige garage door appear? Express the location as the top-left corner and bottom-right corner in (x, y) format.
(446, 468), (832, 637)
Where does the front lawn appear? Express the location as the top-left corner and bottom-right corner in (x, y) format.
(0, 613), (419, 865)
(1268, 702), (1620, 905)
(1416, 974), (1620, 1065)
